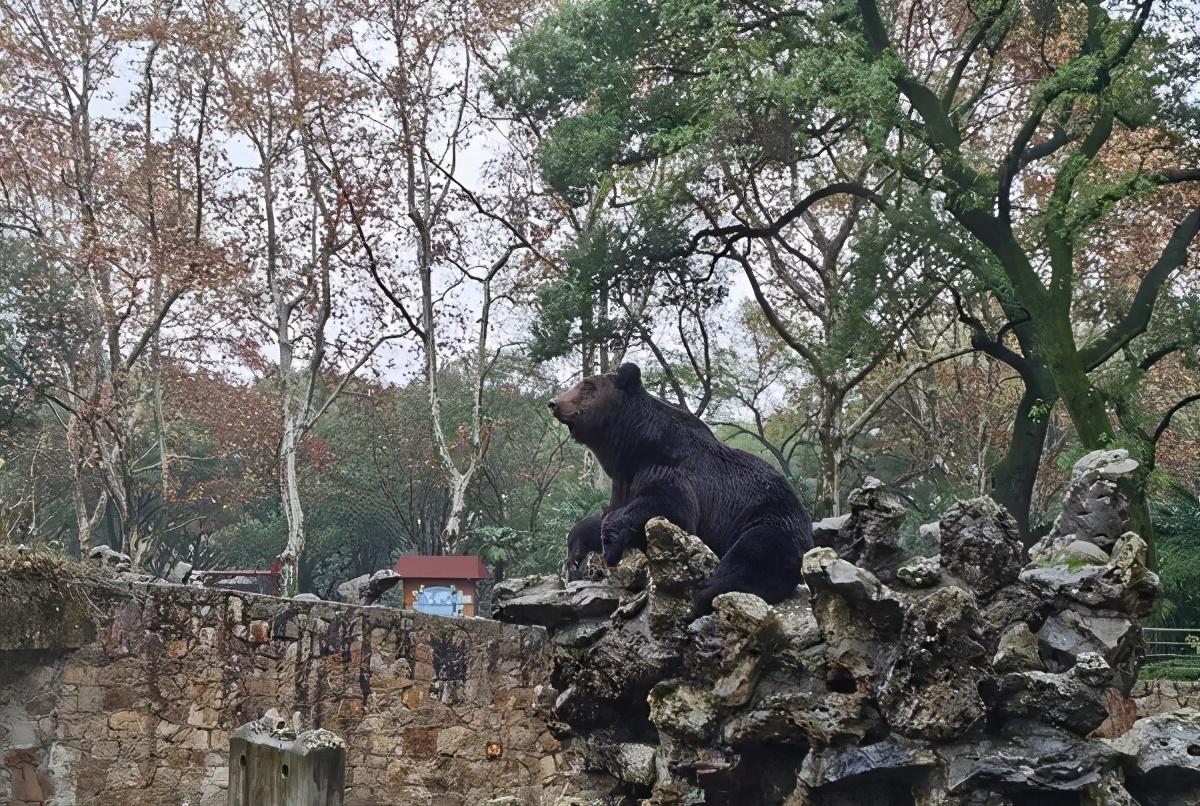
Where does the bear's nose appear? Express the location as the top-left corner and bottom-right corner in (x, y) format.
(546, 400), (557, 411)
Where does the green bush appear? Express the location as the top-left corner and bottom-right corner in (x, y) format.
(1152, 482), (1200, 628)
(1140, 658), (1200, 681)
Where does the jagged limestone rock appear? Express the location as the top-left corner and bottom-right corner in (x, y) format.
(491, 475), (1161, 805)
(1036, 608), (1137, 690)
(801, 547), (903, 637)
(942, 719), (1120, 792)
(591, 741), (658, 787)
(607, 548), (649, 591)
(492, 580), (622, 626)
(991, 669), (1108, 734)
(812, 514), (850, 551)
(336, 568), (401, 605)
(880, 587), (987, 742)
(648, 678), (719, 742)
(938, 498), (1026, 596)
(1080, 770), (1138, 806)
(493, 573), (562, 603)
(799, 736), (936, 789)
(644, 517), (719, 596)
(710, 592), (783, 707)
(722, 687), (883, 748)
(1108, 708), (1200, 787)
(992, 622), (1043, 673)
(842, 477), (908, 582)
(896, 555), (941, 588)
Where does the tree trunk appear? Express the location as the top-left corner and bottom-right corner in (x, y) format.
(279, 421), (304, 596)
(990, 382), (1054, 541)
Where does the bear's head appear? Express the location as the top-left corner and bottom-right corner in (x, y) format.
(547, 363), (642, 445)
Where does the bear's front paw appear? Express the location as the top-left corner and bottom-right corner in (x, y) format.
(600, 516), (625, 566)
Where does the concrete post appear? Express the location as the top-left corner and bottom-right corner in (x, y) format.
(227, 714), (345, 806)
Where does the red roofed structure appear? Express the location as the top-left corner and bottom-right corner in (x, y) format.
(392, 555), (490, 616)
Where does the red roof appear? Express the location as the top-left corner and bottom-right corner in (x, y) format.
(393, 555), (490, 580)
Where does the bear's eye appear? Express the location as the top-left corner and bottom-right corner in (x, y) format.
(581, 381), (596, 393)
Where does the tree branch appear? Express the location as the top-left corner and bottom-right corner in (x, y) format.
(1081, 207), (1200, 369)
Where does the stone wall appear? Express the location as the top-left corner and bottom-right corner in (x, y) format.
(0, 581), (561, 806)
(1132, 678), (1200, 718)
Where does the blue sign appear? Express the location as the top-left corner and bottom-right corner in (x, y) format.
(414, 585), (463, 617)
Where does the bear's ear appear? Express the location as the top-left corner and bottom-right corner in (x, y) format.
(614, 363), (642, 390)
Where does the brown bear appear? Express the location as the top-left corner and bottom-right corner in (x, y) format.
(549, 362), (812, 614)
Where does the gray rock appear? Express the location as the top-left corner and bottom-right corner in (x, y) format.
(978, 582), (1050, 645)
(1081, 770), (1138, 806)
(722, 688), (883, 748)
(842, 477), (907, 581)
(644, 518), (718, 596)
(943, 719), (1120, 792)
(1073, 448), (1140, 480)
(799, 736), (936, 788)
(1017, 532), (1156, 618)
(336, 569), (401, 605)
(493, 580), (622, 626)
(166, 561), (193, 584)
(992, 622), (1043, 673)
(992, 669), (1108, 734)
(648, 678), (719, 742)
(491, 573), (562, 603)
(1108, 708), (1200, 786)
(1063, 540), (1109, 564)
(87, 545), (132, 572)
(938, 498), (1026, 596)
(592, 742), (657, 787)
(1037, 609), (1134, 669)
(606, 548), (649, 591)
(896, 555), (942, 588)
(812, 514), (851, 549)
(774, 591), (822, 652)
(801, 547), (903, 637)
(880, 586), (987, 742)
(292, 593), (322, 602)
(709, 592), (782, 707)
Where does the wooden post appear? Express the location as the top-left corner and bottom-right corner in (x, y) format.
(228, 714), (345, 806)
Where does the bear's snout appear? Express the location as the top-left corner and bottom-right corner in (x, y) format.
(546, 400), (557, 411)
